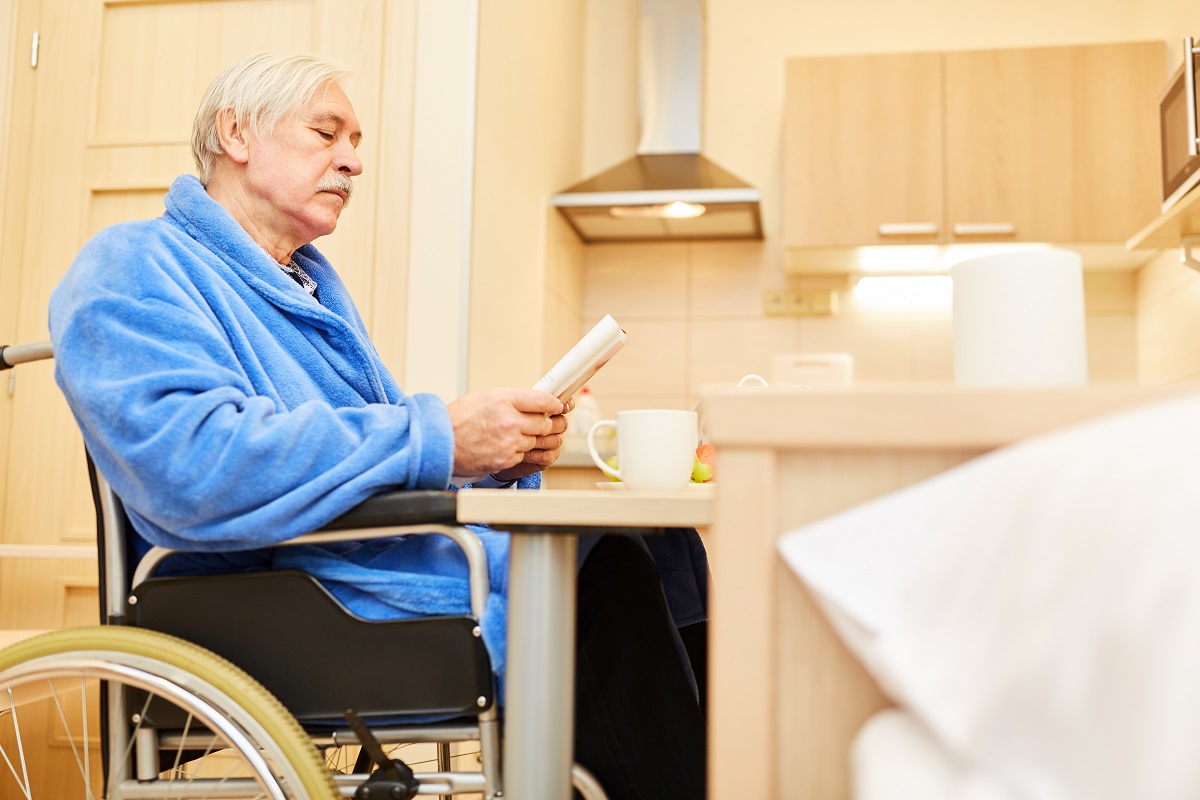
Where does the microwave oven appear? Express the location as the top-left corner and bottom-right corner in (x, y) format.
(1161, 37), (1200, 212)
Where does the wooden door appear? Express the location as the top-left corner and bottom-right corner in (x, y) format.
(944, 41), (1164, 244)
(0, 0), (406, 632)
(783, 51), (944, 247)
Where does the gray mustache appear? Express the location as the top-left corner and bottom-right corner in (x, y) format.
(317, 174), (354, 204)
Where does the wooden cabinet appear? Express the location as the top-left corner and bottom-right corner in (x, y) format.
(783, 52), (944, 246)
(784, 42), (1165, 248)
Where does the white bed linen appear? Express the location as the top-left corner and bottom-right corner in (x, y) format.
(852, 709), (1009, 800)
(780, 391), (1200, 800)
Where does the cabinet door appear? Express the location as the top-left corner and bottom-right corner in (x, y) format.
(784, 52), (944, 247)
(944, 42), (1164, 243)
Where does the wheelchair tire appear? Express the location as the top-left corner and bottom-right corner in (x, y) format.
(0, 626), (338, 799)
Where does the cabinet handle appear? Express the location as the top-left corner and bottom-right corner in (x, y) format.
(877, 222), (939, 235)
(1187, 36), (1199, 157)
(952, 222), (1016, 236)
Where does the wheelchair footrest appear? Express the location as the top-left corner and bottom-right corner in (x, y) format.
(355, 762), (419, 800)
(346, 708), (421, 800)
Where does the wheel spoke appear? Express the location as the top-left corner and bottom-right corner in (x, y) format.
(48, 679), (97, 800)
(1, 688), (32, 800)
(163, 713), (195, 800)
(81, 677), (92, 800)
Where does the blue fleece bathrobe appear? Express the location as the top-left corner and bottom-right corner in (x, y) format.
(49, 175), (707, 686)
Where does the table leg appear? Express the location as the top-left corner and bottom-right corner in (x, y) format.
(504, 531), (578, 799)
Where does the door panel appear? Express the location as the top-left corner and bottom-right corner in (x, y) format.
(1, 0), (401, 630)
(93, 0), (317, 145)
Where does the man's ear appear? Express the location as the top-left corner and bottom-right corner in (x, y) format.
(215, 107), (251, 165)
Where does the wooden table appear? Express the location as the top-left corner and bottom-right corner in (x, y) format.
(456, 487), (713, 799)
(700, 383), (1196, 800)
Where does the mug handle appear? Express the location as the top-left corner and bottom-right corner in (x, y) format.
(587, 419), (619, 480)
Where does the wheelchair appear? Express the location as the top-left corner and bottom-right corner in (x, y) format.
(0, 341), (607, 800)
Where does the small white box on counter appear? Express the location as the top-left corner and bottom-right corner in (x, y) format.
(771, 352), (854, 388)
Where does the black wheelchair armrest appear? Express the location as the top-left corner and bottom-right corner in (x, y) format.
(319, 489), (458, 530)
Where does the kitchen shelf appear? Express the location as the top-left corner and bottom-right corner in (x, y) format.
(1126, 186), (1200, 250)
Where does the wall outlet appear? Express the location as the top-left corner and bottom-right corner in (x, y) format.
(762, 288), (837, 316)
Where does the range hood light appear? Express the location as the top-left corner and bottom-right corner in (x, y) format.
(609, 202), (707, 220)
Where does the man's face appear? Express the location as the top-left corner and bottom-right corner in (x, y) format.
(244, 82), (363, 247)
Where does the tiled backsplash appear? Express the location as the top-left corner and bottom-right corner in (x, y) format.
(580, 241), (1143, 418)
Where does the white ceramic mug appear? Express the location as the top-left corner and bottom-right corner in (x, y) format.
(587, 409), (697, 491)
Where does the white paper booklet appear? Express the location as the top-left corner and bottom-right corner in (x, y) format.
(533, 314), (628, 400)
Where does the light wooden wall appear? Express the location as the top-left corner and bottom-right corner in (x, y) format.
(0, 0), (16, 544)
(0, 1), (12, 233)
(467, 0), (587, 393)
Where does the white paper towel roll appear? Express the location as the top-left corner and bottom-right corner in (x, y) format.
(951, 249), (1088, 386)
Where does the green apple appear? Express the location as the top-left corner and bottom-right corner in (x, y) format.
(604, 455), (621, 482)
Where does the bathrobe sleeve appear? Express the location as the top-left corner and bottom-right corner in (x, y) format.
(49, 221), (454, 553)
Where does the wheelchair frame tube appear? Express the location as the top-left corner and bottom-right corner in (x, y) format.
(133, 524), (490, 620)
(0, 340), (52, 369)
(94, 470), (133, 623)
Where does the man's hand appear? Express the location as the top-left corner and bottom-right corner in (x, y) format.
(490, 395), (575, 482)
(446, 388), (568, 478)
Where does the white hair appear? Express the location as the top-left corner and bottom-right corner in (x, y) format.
(191, 52), (348, 185)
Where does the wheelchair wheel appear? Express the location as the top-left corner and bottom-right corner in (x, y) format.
(0, 626), (337, 799)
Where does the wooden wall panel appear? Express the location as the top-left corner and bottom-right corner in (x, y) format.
(93, 0), (316, 145)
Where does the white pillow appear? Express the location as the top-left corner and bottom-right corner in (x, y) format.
(851, 709), (1010, 800)
(779, 391), (1200, 800)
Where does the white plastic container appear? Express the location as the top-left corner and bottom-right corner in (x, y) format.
(569, 385), (602, 436)
(951, 249), (1087, 387)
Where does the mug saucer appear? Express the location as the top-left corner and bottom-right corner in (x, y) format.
(594, 482), (714, 496)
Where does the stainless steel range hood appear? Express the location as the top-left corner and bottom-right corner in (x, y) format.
(552, 0), (762, 243)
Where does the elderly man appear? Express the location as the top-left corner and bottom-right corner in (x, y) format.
(49, 53), (706, 798)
